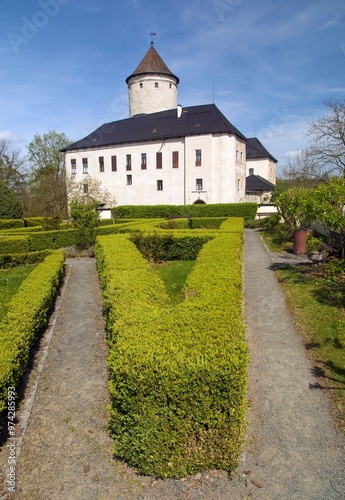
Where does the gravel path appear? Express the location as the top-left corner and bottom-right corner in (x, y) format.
(0, 233), (344, 499)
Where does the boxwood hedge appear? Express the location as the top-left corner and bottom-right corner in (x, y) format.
(95, 222), (248, 478)
(113, 203), (257, 220)
(0, 251), (65, 428)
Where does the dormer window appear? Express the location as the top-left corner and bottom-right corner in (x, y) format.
(249, 168), (254, 175)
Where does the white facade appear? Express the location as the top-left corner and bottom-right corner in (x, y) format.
(247, 158), (276, 184)
(65, 133), (247, 206)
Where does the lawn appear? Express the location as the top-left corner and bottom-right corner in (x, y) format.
(151, 260), (195, 304)
(277, 261), (345, 432)
(0, 264), (36, 321)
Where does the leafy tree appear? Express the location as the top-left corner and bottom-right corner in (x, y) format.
(283, 99), (345, 181)
(271, 186), (313, 230)
(27, 130), (71, 218)
(0, 181), (23, 219)
(310, 178), (345, 258)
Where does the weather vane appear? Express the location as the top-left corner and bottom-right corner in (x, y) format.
(150, 31), (157, 45)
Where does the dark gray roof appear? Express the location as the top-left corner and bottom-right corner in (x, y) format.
(246, 137), (278, 163)
(61, 104), (247, 152)
(126, 45), (179, 84)
(246, 174), (276, 192)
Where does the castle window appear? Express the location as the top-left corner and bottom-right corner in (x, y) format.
(99, 156), (104, 172)
(236, 150), (239, 163)
(155, 82), (158, 88)
(82, 158), (88, 174)
(172, 151), (179, 168)
(71, 159), (76, 175)
(169, 83), (172, 88)
(126, 154), (132, 171)
(127, 174), (132, 185)
(196, 178), (203, 190)
(240, 151), (243, 164)
(140, 82), (143, 88)
(141, 153), (147, 170)
(237, 178), (241, 191)
(157, 180), (163, 191)
(156, 152), (162, 169)
(111, 155), (117, 172)
(195, 149), (202, 166)
(249, 168), (254, 176)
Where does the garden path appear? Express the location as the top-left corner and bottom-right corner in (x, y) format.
(0, 232), (344, 499)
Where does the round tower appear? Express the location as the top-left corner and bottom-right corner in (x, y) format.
(126, 43), (179, 117)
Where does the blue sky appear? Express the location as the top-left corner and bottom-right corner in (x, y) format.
(1, 0), (345, 176)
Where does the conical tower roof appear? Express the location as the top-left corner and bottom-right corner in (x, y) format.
(126, 45), (179, 84)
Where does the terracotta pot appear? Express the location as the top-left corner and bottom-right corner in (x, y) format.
(293, 229), (307, 255)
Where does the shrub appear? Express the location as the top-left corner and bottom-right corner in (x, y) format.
(28, 228), (76, 251)
(188, 217), (227, 229)
(95, 228), (248, 478)
(130, 231), (211, 262)
(24, 217), (46, 228)
(0, 250), (52, 268)
(0, 219), (25, 230)
(0, 251), (65, 428)
(0, 236), (29, 254)
(113, 203), (257, 220)
(70, 200), (100, 249)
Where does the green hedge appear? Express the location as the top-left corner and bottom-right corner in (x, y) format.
(0, 236), (30, 254)
(95, 228), (248, 478)
(113, 203), (257, 220)
(0, 251), (65, 427)
(0, 250), (52, 269)
(28, 229), (76, 251)
(0, 219), (25, 230)
(220, 217), (245, 233)
(130, 232), (211, 262)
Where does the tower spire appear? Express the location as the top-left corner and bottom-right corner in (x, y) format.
(150, 31), (156, 46)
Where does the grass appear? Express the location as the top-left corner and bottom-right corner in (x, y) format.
(151, 260), (195, 304)
(0, 264), (36, 321)
(277, 261), (345, 432)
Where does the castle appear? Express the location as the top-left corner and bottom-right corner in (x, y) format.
(62, 42), (277, 208)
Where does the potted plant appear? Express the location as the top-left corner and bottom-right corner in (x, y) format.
(307, 237), (328, 263)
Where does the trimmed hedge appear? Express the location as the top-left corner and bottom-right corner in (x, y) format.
(0, 236), (29, 254)
(0, 219), (25, 230)
(28, 228), (76, 251)
(0, 251), (65, 427)
(130, 232), (211, 262)
(113, 203), (257, 220)
(95, 226), (248, 478)
(0, 250), (52, 269)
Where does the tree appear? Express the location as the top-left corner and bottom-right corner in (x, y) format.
(67, 175), (116, 209)
(0, 138), (28, 197)
(27, 130), (71, 218)
(68, 176), (116, 249)
(282, 99), (345, 181)
(271, 186), (313, 230)
(310, 178), (345, 258)
(0, 181), (23, 219)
